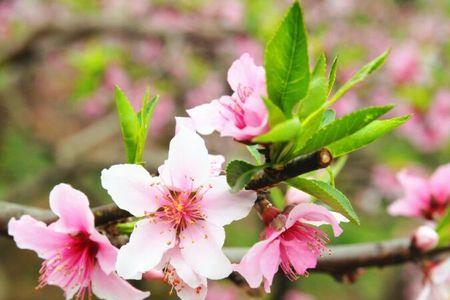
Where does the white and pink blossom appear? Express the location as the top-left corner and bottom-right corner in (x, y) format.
(187, 53), (268, 142)
(101, 121), (256, 299)
(8, 184), (149, 300)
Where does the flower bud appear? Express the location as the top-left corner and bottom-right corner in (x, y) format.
(412, 225), (439, 251)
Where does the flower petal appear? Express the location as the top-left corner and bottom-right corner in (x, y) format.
(170, 248), (206, 289)
(286, 203), (343, 236)
(227, 53), (265, 92)
(260, 239), (281, 293)
(187, 101), (222, 135)
(116, 219), (176, 279)
(430, 163), (450, 203)
(201, 176), (255, 226)
(233, 239), (270, 289)
(180, 222), (232, 279)
(159, 127), (211, 191)
(49, 183), (95, 234)
(91, 264), (150, 300)
(90, 230), (118, 274)
(8, 215), (69, 259)
(101, 164), (160, 217)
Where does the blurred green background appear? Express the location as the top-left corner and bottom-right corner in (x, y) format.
(0, 0), (449, 299)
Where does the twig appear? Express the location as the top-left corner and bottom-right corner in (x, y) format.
(245, 148), (332, 190)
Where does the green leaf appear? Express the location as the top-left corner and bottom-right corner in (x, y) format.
(226, 160), (262, 192)
(437, 208), (450, 246)
(297, 54), (328, 120)
(253, 118), (301, 143)
(247, 145), (263, 164)
(264, 97), (286, 127)
(297, 105), (394, 155)
(287, 177), (359, 224)
(265, 1), (309, 116)
(328, 56), (338, 95)
(328, 50), (389, 105)
(136, 92), (159, 164)
(270, 187), (285, 209)
(116, 221), (138, 235)
(321, 109), (336, 127)
(294, 107), (325, 152)
(115, 86), (139, 163)
(328, 115), (410, 157)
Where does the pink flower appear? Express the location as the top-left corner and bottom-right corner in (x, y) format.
(187, 53), (268, 142)
(101, 121), (256, 296)
(388, 164), (450, 220)
(388, 44), (423, 85)
(283, 290), (315, 300)
(417, 258), (450, 300)
(8, 184), (149, 300)
(285, 188), (312, 205)
(412, 226), (439, 252)
(234, 202), (343, 292)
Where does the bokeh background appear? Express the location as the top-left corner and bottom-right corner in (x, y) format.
(0, 0), (449, 299)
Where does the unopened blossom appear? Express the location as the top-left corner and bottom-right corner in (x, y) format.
(8, 184), (149, 300)
(101, 121), (256, 298)
(388, 163), (450, 220)
(234, 202), (344, 292)
(187, 53), (268, 142)
(412, 226), (439, 252)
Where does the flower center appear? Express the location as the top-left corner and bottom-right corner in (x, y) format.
(163, 265), (204, 297)
(152, 189), (205, 234)
(37, 232), (98, 300)
(422, 197), (448, 220)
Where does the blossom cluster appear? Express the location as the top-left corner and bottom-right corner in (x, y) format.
(8, 54), (345, 300)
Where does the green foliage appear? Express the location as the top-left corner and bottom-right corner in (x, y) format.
(297, 54), (328, 119)
(253, 118), (301, 143)
(226, 160), (263, 192)
(246, 145), (264, 164)
(116, 221), (138, 235)
(436, 208), (450, 246)
(265, 2), (309, 116)
(287, 177), (360, 224)
(270, 187), (285, 209)
(328, 115), (410, 158)
(328, 56), (338, 95)
(296, 105), (394, 155)
(264, 97), (286, 127)
(328, 50), (389, 106)
(115, 86), (159, 164)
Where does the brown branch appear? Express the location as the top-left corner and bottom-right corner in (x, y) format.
(245, 148), (332, 190)
(2, 201), (449, 274)
(0, 15), (241, 67)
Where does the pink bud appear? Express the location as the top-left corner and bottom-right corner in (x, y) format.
(412, 226), (439, 251)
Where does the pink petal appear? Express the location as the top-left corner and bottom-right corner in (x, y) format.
(201, 176), (255, 226)
(259, 239), (281, 293)
(49, 183), (95, 234)
(159, 127), (211, 191)
(116, 219), (176, 279)
(101, 164), (160, 216)
(283, 242), (317, 276)
(90, 230), (118, 274)
(180, 221), (232, 279)
(286, 203), (343, 236)
(91, 264), (150, 300)
(170, 248), (206, 289)
(397, 170), (431, 206)
(233, 239), (270, 289)
(430, 163), (450, 203)
(187, 101), (222, 135)
(285, 188), (312, 205)
(8, 215), (69, 259)
(208, 155), (225, 176)
(175, 116), (196, 133)
(227, 53), (265, 92)
(387, 198), (422, 217)
(177, 281), (207, 300)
